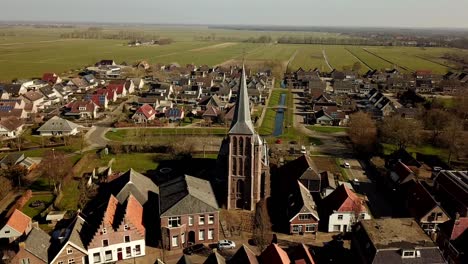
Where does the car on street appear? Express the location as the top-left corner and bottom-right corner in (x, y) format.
(218, 240), (236, 250)
(343, 162), (351, 168)
(183, 244), (207, 255)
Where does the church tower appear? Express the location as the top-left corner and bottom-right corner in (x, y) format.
(226, 65), (270, 211)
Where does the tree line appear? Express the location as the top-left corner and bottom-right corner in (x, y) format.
(59, 28), (168, 42)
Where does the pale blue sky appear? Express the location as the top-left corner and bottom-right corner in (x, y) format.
(1, 0), (467, 28)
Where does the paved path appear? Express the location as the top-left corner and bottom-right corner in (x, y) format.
(322, 49), (333, 71)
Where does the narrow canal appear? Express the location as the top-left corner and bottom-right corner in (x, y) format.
(273, 93), (286, 136)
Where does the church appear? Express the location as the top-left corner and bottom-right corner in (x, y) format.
(218, 65), (270, 211)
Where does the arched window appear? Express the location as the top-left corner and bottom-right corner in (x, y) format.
(236, 180), (244, 199)
(245, 137), (251, 155)
(232, 136), (237, 155)
(244, 157), (250, 177)
(232, 158), (237, 175)
(239, 137), (244, 156)
(239, 158), (243, 177)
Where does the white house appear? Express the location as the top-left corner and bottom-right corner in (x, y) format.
(0, 117), (24, 138)
(0, 209), (32, 243)
(322, 184), (371, 233)
(37, 116), (82, 136)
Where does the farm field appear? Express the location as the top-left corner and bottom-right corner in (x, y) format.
(0, 26), (467, 80)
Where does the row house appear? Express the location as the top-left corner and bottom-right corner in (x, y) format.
(322, 184), (371, 233)
(0, 83), (27, 97)
(433, 170), (468, 218)
(204, 86), (232, 102)
(159, 175), (219, 250)
(39, 85), (61, 104)
(94, 88), (117, 103)
(87, 195), (145, 264)
(21, 90), (46, 109)
(198, 95), (225, 112)
(68, 77), (96, 92)
(333, 80), (355, 94)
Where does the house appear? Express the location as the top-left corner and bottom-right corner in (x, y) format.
(68, 78), (93, 92)
(124, 79), (135, 94)
(39, 85), (61, 104)
(109, 169), (159, 206)
(49, 216), (89, 264)
(227, 244), (258, 264)
(288, 181), (320, 235)
(202, 106), (220, 123)
(65, 100), (99, 119)
(0, 209), (32, 243)
(85, 94), (108, 109)
(11, 227), (51, 264)
(0, 83), (27, 97)
(165, 107), (184, 122)
(433, 170), (468, 218)
(387, 161), (416, 189)
(87, 195), (145, 264)
(313, 109), (347, 126)
(281, 155), (321, 193)
(436, 215), (468, 264)
(107, 81), (127, 98)
(322, 184), (370, 233)
(288, 243), (316, 264)
(352, 218), (445, 264)
(0, 116), (24, 138)
(260, 243), (291, 264)
(401, 180), (450, 236)
(159, 175), (219, 250)
(21, 91), (45, 108)
(42, 73), (62, 85)
(96, 60), (116, 67)
(83, 74), (97, 86)
(137, 97), (159, 108)
(132, 104), (156, 123)
(135, 61), (150, 70)
(198, 95), (225, 111)
(131, 78), (145, 90)
(37, 116), (82, 136)
(0, 153), (40, 171)
(147, 83), (173, 99)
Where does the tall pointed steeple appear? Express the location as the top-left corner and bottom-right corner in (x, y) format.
(229, 65), (255, 135)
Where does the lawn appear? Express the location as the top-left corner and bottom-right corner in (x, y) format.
(98, 153), (160, 173)
(258, 89), (285, 135)
(307, 125), (348, 133)
(106, 127), (228, 143)
(22, 194), (55, 219)
(381, 143), (449, 162)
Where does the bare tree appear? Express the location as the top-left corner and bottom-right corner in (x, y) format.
(39, 150), (73, 193)
(423, 109), (450, 144)
(441, 117), (466, 165)
(0, 176), (12, 199)
(379, 115), (423, 149)
(253, 199), (272, 252)
(348, 112), (377, 155)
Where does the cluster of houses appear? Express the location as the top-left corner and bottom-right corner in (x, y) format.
(285, 67), (467, 123)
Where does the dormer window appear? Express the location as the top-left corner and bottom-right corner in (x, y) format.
(402, 250), (415, 258)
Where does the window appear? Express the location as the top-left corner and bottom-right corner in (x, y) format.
(20, 259), (30, 264)
(199, 215), (205, 225)
(126, 247), (132, 257)
(188, 216), (194, 226)
(292, 225), (302, 233)
(5, 230), (10, 234)
(135, 245), (141, 255)
(402, 250), (415, 258)
(102, 228), (107, 234)
(208, 229), (214, 240)
(58, 262), (63, 264)
(172, 235), (178, 247)
(199, 229), (205, 240)
(68, 259), (75, 264)
(93, 253), (101, 263)
(299, 214), (312, 220)
(337, 215), (344, 220)
(124, 224), (129, 231)
(105, 250), (112, 261)
(168, 216), (181, 228)
(360, 213), (366, 220)
(124, 235), (130, 243)
(333, 225), (341, 232)
(306, 225), (316, 232)
(102, 239), (109, 247)
(208, 214), (215, 224)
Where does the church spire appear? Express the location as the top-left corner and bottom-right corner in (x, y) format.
(229, 65), (255, 135)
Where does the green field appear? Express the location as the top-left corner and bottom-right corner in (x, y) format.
(106, 127), (229, 142)
(22, 194), (55, 219)
(307, 125), (348, 133)
(0, 26), (466, 81)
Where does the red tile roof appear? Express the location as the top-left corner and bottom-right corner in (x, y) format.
(6, 209), (31, 234)
(103, 195), (119, 227)
(135, 104), (156, 119)
(323, 184), (367, 213)
(393, 161), (414, 183)
(42, 73), (58, 84)
(108, 80), (126, 95)
(125, 195), (145, 236)
(451, 217), (468, 241)
(260, 243), (291, 264)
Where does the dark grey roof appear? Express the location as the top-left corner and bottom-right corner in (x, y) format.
(65, 215), (88, 253)
(115, 169), (159, 205)
(24, 227), (50, 263)
(37, 116), (81, 133)
(204, 251), (226, 264)
(372, 248), (445, 264)
(228, 244), (259, 264)
(229, 65), (255, 135)
(177, 255), (193, 264)
(160, 175), (218, 217)
(297, 181), (319, 219)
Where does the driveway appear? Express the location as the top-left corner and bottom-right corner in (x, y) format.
(341, 159), (369, 183)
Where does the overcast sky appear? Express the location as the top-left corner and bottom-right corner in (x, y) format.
(1, 0), (467, 28)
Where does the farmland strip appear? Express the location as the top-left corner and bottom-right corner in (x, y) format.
(345, 47), (373, 70)
(322, 49), (333, 70)
(413, 55), (457, 71)
(362, 48), (411, 71)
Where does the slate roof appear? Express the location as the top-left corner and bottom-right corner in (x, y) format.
(295, 181), (319, 220)
(260, 243), (291, 264)
(204, 251), (226, 264)
(228, 244), (258, 264)
(24, 227), (51, 263)
(0, 84), (22, 95)
(0, 153), (24, 166)
(37, 116), (81, 133)
(5, 209), (31, 234)
(67, 215), (88, 252)
(159, 175), (218, 217)
(229, 65), (255, 135)
(322, 184), (367, 213)
(111, 169), (159, 205)
(401, 180), (448, 221)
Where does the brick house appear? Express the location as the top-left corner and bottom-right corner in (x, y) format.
(288, 181), (320, 235)
(159, 175), (219, 250)
(11, 227), (50, 264)
(50, 216), (88, 264)
(0, 209), (32, 243)
(87, 195), (145, 263)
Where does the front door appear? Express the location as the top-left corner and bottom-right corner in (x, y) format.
(117, 248), (123, 260)
(343, 225), (348, 232)
(188, 231), (195, 245)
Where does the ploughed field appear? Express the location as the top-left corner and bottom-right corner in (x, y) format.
(0, 26), (466, 80)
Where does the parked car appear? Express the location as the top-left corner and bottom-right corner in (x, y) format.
(183, 244), (207, 255)
(343, 162), (351, 168)
(300, 145), (306, 154)
(218, 240), (236, 250)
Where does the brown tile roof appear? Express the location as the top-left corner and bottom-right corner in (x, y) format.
(68, 100), (98, 113)
(6, 209), (31, 234)
(322, 184), (367, 213)
(23, 91), (44, 102)
(103, 195), (119, 227)
(0, 116), (23, 131)
(260, 243), (290, 264)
